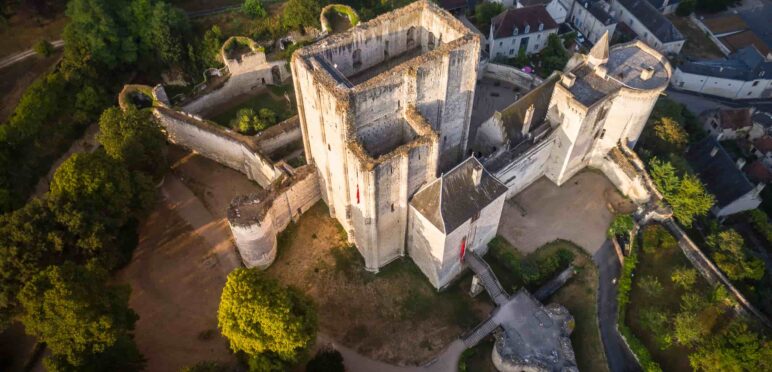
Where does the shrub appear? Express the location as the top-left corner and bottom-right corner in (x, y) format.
(34, 39), (54, 57)
(608, 214), (635, 238)
(242, 0), (267, 18)
(306, 347), (344, 372)
(747, 209), (772, 244)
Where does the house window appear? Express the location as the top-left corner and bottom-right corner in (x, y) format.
(499, 41), (503, 46)
(509, 49), (514, 55)
(679, 81), (684, 87)
(539, 23), (544, 31)
(524, 25), (530, 33)
(513, 27), (518, 36)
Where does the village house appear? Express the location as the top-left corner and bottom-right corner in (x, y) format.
(489, 5), (559, 59)
(702, 107), (760, 140)
(609, 0), (684, 54)
(671, 46), (772, 100)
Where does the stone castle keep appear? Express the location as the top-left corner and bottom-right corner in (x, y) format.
(133, 0), (670, 290)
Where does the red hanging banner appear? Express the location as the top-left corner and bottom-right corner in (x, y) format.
(460, 238), (466, 262)
(356, 184), (360, 204)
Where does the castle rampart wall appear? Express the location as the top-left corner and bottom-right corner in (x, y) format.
(493, 137), (555, 198)
(228, 166), (321, 268)
(482, 63), (543, 90)
(153, 107), (279, 187)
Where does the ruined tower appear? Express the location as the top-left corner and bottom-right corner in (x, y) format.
(291, 0), (481, 271)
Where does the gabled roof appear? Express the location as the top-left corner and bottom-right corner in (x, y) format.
(678, 46), (772, 81)
(685, 137), (755, 208)
(720, 30), (772, 56)
(491, 6), (558, 39)
(616, 0), (684, 43)
(577, 0), (615, 25)
(410, 157), (508, 233)
(718, 108), (753, 130)
(702, 15), (747, 36)
(745, 160), (772, 183)
(753, 135), (772, 154)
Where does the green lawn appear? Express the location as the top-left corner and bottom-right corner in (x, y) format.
(211, 88), (295, 128)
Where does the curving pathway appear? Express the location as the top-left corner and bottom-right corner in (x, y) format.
(0, 40), (64, 69)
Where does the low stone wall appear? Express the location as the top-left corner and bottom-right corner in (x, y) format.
(227, 166), (321, 268)
(153, 106), (280, 187)
(482, 63), (544, 90)
(591, 147), (651, 205)
(255, 116), (303, 159)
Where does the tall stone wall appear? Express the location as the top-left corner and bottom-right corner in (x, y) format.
(254, 116), (303, 159)
(590, 148), (651, 204)
(493, 137), (555, 198)
(228, 167), (321, 268)
(482, 63), (543, 90)
(153, 107), (279, 187)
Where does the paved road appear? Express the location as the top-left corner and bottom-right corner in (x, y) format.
(666, 88), (772, 115)
(594, 241), (642, 372)
(0, 39), (64, 69)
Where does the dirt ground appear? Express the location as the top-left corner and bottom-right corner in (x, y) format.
(499, 171), (636, 256)
(0, 51), (61, 122)
(266, 203), (494, 366)
(114, 146), (260, 371)
(0, 10), (66, 58)
(169, 145), (262, 219)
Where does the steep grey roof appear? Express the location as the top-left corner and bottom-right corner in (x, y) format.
(491, 6), (558, 39)
(500, 74), (560, 140)
(678, 46), (772, 81)
(410, 157), (508, 233)
(685, 137), (755, 208)
(617, 0), (684, 43)
(577, 0), (615, 25)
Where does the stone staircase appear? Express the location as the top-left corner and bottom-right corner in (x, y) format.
(466, 252), (509, 305)
(462, 317), (499, 348)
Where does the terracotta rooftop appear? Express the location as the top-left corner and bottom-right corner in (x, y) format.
(720, 30), (772, 56)
(491, 6), (558, 39)
(719, 108), (753, 130)
(753, 135), (772, 154)
(702, 15), (747, 35)
(745, 160), (772, 183)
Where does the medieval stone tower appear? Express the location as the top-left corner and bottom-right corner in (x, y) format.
(291, 0), (481, 271)
(543, 33), (671, 186)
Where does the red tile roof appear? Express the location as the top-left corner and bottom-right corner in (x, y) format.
(491, 6), (558, 39)
(745, 160), (772, 183)
(719, 108), (753, 130)
(753, 135), (772, 154)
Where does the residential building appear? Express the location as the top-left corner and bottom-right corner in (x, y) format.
(569, 0), (617, 43)
(489, 5), (559, 59)
(685, 137), (764, 218)
(702, 108), (757, 140)
(609, 0), (685, 54)
(671, 46), (772, 100)
(751, 135), (772, 166)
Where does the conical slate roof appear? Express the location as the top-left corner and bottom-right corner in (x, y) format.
(588, 31), (609, 66)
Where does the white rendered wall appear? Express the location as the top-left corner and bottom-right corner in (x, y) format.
(490, 29), (559, 59)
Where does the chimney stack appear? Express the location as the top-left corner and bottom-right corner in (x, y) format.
(640, 66), (655, 81)
(522, 104), (535, 136)
(562, 72), (576, 88)
(472, 164), (483, 187)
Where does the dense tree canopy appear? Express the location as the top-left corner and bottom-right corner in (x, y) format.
(473, 2), (502, 34)
(97, 106), (167, 178)
(689, 320), (772, 372)
(281, 0), (322, 31)
(18, 263), (142, 370)
(649, 158), (714, 227)
(218, 268), (317, 362)
(539, 33), (569, 74)
(707, 229), (765, 281)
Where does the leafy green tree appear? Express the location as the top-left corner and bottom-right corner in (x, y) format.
(707, 229), (765, 281)
(473, 2), (502, 33)
(201, 25), (224, 67)
(539, 33), (569, 74)
(34, 39), (54, 57)
(747, 209), (772, 243)
(306, 347), (344, 372)
(233, 108), (269, 135)
(645, 117), (688, 155)
(676, 0), (696, 15)
(680, 292), (707, 313)
(61, 0), (135, 76)
(18, 263), (143, 369)
(130, 0), (192, 67)
(97, 106), (167, 178)
(639, 307), (672, 349)
(673, 311), (709, 346)
(649, 158), (714, 227)
(218, 268), (317, 362)
(689, 320), (772, 372)
(242, 0), (267, 18)
(638, 275), (663, 297)
(671, 266), (697, 289)
(511, 48), (529, 67)
(608, 214), (635, 238)
(0, 199), (63, 329)
(282, 0), (322, 30)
